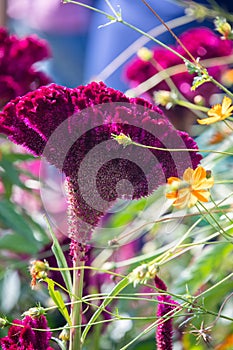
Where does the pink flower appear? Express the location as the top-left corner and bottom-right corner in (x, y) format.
(125, 28), (233, 103)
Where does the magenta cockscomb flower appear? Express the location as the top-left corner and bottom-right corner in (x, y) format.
(0, 81), (201, 256)
(154, 276), (178, 350)
(0, 27), (51, 109)
(0, 315), (54, 350)
(125, 28), (233, 104)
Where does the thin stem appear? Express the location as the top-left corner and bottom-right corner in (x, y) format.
(97, 15), (196, 82)
(104, 0), (119, 18)
(209, 77), (233, 99)
(175, 99), (209, 112)
(140, 0), (198, 64)
(69, 259), (85, 350)
(63, 0), (113, 18)
(196, 202), (233, 242)
(120, 19), (186, 62)
(129, 140), (233, 157)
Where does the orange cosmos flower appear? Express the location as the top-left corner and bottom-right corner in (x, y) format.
(197, 96), (233, 125)
(166, 166), (214, 209)
(216, 334), (233, 350)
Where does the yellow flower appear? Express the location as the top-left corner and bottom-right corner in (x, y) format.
(197, 96), (233, 125)
(166, 166), (214, 209)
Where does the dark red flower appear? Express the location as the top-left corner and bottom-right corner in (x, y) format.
(0, 315), (54, 350)
(0, 82), (202, 249)
(0, 27), (51, 108)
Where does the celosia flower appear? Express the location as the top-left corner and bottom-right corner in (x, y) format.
(0, 315), (54, 350)
(125, 28), (233, 104)
(166, 166), (214, 209)
(197, 96), (233, 125)
(154, 275), (178, 350)
(0, 82), (202, 255)
(0, 27), (51, 109)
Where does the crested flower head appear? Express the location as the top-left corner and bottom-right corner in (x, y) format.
(0, 315), (54, 350)
(125, 28), (233, 104)
(197, 96), (233, 125)
(166, 166), (214, 209)
(0, 82), (202, 247)
(154, 275), (178, 350)
(0, 27), (51, 109)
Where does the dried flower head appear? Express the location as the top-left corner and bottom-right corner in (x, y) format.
(129, 263), (158, 287)
(30, 260), (49, 288)
(214, 17), (233, 40)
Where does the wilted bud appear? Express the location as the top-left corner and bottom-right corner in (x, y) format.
(129, 263), (158, 287)
(137, 47), (153, 61)
(214, 17), (233, 39)
(185, 3), (208, 21)
(30, 260), (49, 288)
(22, 306), (45, 318)
(59, 327), (70, 342)
(0, 317), (9, 328)
(111, 133), (133, 148)
(154, 90), (177, 109)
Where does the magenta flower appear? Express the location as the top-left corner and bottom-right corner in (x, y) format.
(0, 82), (201, 255)
(0, 27), (51, 109)
(0, 315), (54, 350)
(125, 28), (233, 103)
(154, 276), (178, 350)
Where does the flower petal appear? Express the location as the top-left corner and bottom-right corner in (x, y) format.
(192, 189), (210, 202)
(183, 167), (193, 183)
(197, 115), (221, 125)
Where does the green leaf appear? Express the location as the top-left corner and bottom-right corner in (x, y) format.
(0, 199), (39, 245)
(81, 277), (130, 343)
(0, 233), (38, 254)
(45, 217), (72, 294)
(0, 159), (27, 189)
(176, 243), (233, 293)
(46, 278), (72, 326)
(2, 153), (36, 162)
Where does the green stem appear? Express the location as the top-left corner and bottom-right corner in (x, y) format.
(69, 259), (85, 350)
(175, 99), (209, 112)
(130, 140), (233, 157)
(209, 77), (233, 99)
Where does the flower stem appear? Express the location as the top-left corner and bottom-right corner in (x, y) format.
(69, 258), (85, 350)
(209, 77), (233, 99)
(174, 99), (209, 112)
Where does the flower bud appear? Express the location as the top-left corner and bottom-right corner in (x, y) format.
(137, 47), (153, 61)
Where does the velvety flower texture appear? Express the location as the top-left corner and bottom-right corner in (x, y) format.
(0, 27), (51, 109)
(125, 28), (233, 103)
(0, 315), (54, 350)
(155, 276), (177, 350)
(0, 81), (202, 245)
